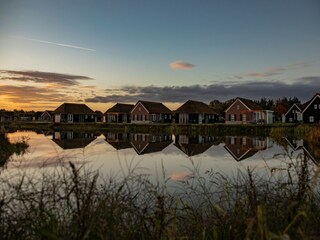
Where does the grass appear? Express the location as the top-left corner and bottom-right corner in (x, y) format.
(0, 153), (319, 240)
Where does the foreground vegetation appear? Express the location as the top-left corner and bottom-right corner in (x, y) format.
(0, 154), (319, 240)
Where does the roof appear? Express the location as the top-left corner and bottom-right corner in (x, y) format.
(302, 93), (320, 113)
(284, 103), (303, 116)
(225, 97), (264, 112)
(174, 100), (216, 114)
(105, 103), (134, 114)
(133, 100), (172, 114)
(54, 103), (95, 114)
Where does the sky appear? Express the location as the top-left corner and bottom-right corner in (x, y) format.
(0, 0), (320, 111)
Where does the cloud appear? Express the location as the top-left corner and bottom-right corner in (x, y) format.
(13, 36), (96, 52)
(0, 70), (93, 86)
(237, 62), (311, 79)
(0, 85), (68, 103)
(85, 77), (320, 104)
(169, 60), (195, 70)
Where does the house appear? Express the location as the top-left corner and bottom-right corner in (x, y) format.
(225, 97), (273, 124)
(0, 111), (14, 122)
(130, 133), (172, 155)
(35, 110), (53, 121)
(302, 93), (320, 124)
(130, 101), (172, 124)
(95, 111), (104, 122)
(224, 136), (271, 161)
(174, 135), (215, 156)
(53, 103), (96, 123)
(105, 103), (134, 123)
(284, 104), (303, 123)
(284, 93), (320, 124)
(174, 100), (218, 124)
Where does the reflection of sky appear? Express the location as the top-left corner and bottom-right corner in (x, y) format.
(4, 131), (315, 187)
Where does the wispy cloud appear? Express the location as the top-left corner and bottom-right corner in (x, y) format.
(0, 70), (93, 86)
(13, 36), (96, 52)
(85, 77), (320, 104)
(236, 62), (311, 79)
(0, 85), (67, 103)
(169, 60), (195, 70)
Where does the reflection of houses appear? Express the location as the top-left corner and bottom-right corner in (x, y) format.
(52, 131), (98, 149)
(174, 100), (218, 124)
(53, 103), (96, 123)
(131, 101), (172, 124)
(224, 136), (271, 161)
(130, 133), (172, 155)
(225, 98), (273, 124)
(174, 135), (215, 156)
(284, 137), (320, 165)
(104, 132), (132, 150)
(105, 103), (134, 123)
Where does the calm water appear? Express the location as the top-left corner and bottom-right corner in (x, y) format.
(2, 130), (319, 186)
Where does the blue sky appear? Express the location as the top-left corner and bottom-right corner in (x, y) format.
(0, 0), (320, 110)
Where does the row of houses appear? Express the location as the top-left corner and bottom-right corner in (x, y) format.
(1, 93), (319, 124)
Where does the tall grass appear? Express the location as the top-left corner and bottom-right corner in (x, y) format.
(0, 152), (319, 240)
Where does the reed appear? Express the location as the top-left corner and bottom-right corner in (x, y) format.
(0, 153), (319, 240)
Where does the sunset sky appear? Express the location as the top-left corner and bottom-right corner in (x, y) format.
(1, 0), (320, 111)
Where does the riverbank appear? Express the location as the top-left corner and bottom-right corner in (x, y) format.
(1, 121), (305, 136)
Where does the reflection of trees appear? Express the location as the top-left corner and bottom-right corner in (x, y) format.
(0, 133), (28, 167)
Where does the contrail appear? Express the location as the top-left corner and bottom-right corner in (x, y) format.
(13, 36), (96, 52)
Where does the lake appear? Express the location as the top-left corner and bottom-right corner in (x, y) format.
(2, 130), (319, 187)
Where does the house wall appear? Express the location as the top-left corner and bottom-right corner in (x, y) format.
(303, 96), (320, 123)
(225, 100), (253, 124)
(131, 103), (151, 124)
(285, 106), (302, 123)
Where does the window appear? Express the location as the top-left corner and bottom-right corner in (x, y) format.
(242, 114), (246, 121)
(67, 114), (73, 122)
(314, 104), (318, 110)
(139, 107), (141, 111)
(164, 114), (167, 119)
(230, 114), (235, 121)
(309, 116), (314, 122)
(85, 115), (88, 119)
(169, 115), (171, 119)
(237, 105), (240, 110)
(242, 137), (247, 145)
(152, 114), (156, 121)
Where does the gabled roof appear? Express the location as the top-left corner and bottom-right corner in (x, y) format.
(105, 103), (134, 114)
(54, 103), (95, 114)
(132, 100), (172, 114)
(225, 97), (264, 112)
(302, 93), (320, 113)
(175, 100), (216, 114)
(284, 103), (303, 116)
